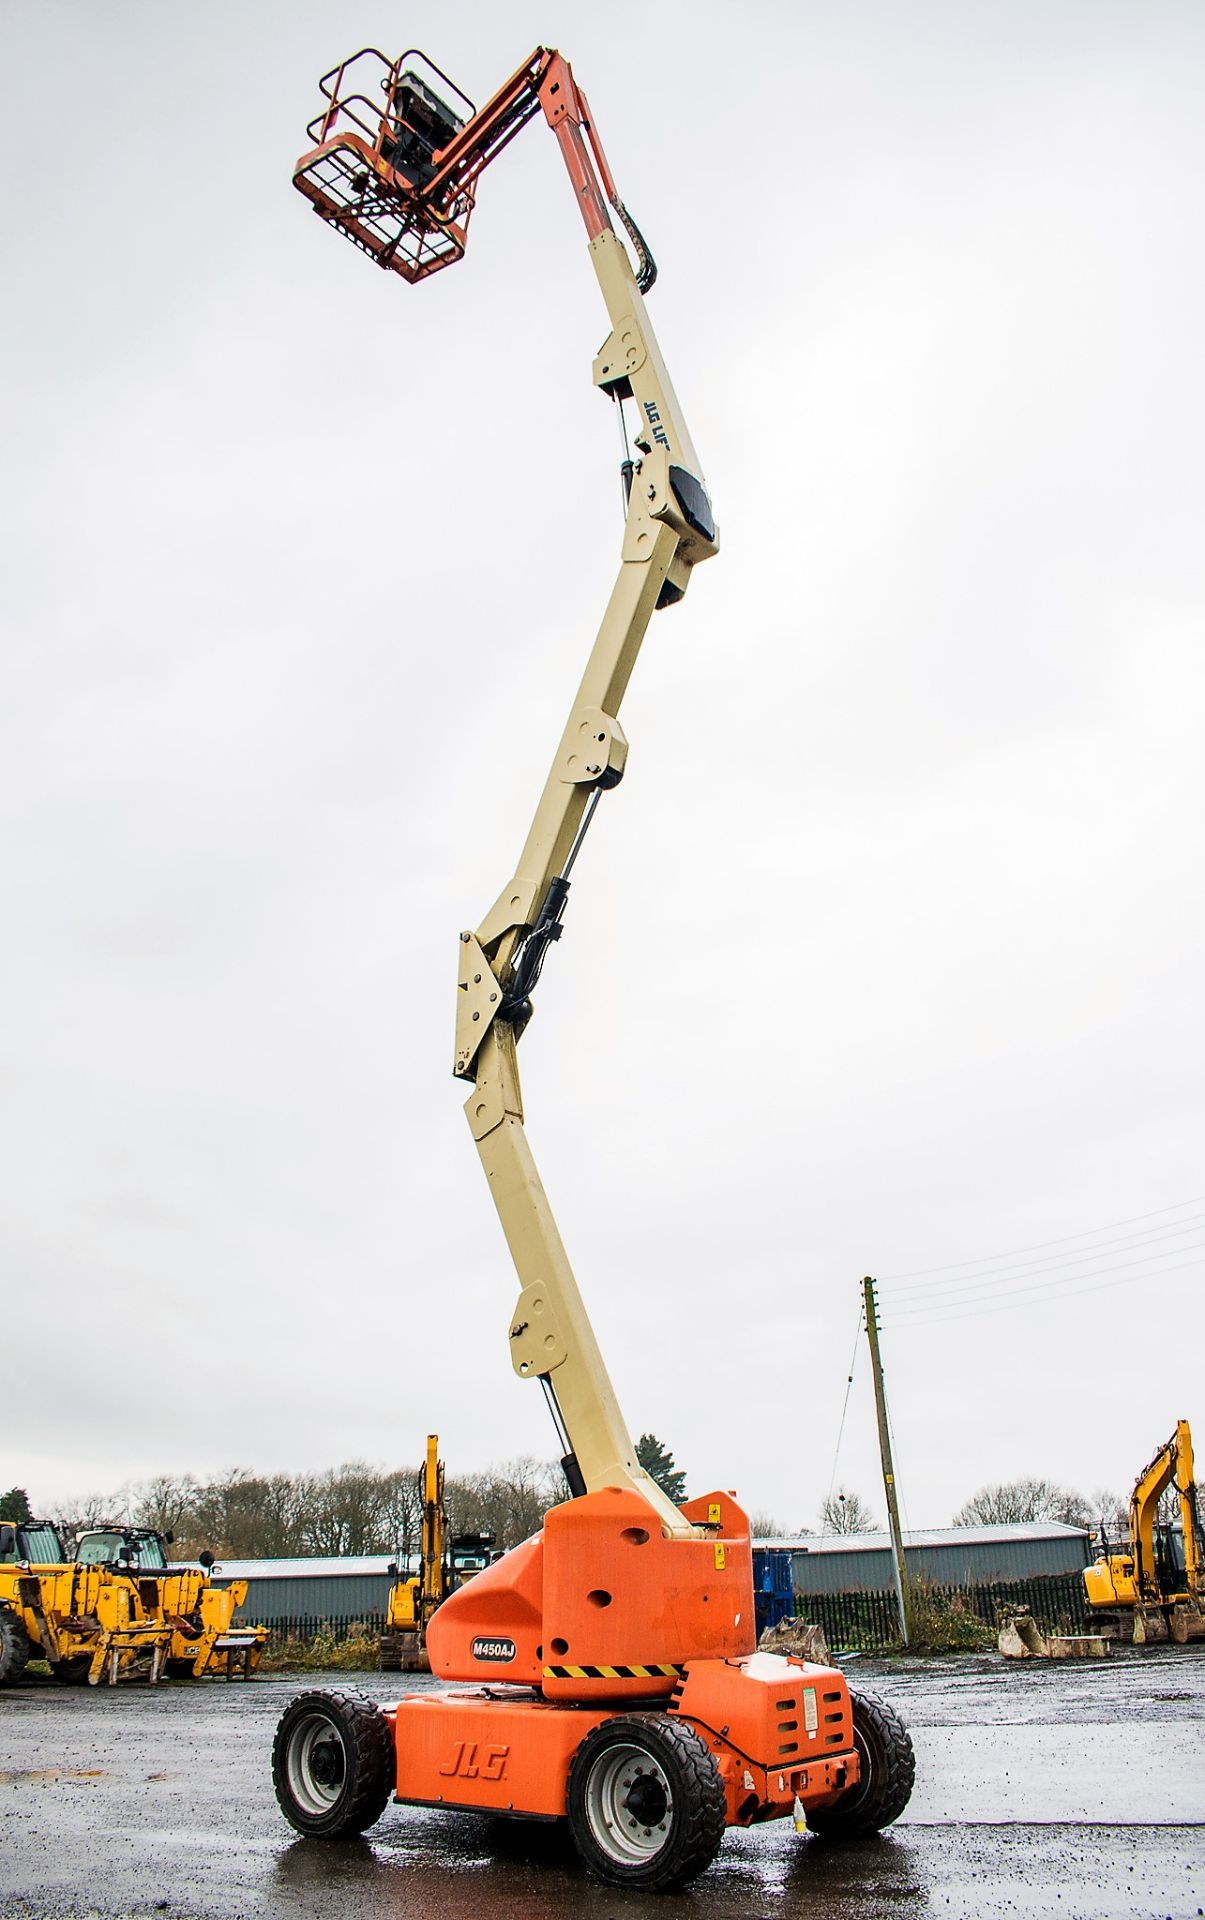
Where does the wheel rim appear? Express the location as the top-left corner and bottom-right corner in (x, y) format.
(846, 1718), (873, 1810)
(585, 1742), (673, 1864)
(285, 1710), (348, 1817)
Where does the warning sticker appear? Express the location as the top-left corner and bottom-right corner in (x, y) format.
(803, 1686), (818, 1735)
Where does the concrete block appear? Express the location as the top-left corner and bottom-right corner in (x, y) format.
(758, 1618), (832, 1665)
(998, 1613), (1049, 1659)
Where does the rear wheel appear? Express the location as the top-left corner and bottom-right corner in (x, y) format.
(0, 1608), (31, 1685)
(807, 1689), (914, 1839)
(272, 1688), (393, 1838)
(566, 1711), (726, 1891)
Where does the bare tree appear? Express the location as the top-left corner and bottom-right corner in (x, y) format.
(47, 1490), (116, 1542)
(378, 1467), (424, 1562)
(132, 1473), (198, 1540)
(953, 1477), (1092, 1529)
(302, 1462), (394, 1556)
(446, 1457), (565, 1549)
(1089, 1486), (1129, 1545)
(749, 1510), (787, 1538)
(819, 1487), (878, 1534)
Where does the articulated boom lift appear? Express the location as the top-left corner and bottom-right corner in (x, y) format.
(274, 46), (913, 1890)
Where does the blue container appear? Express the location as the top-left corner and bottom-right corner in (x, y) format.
(752, 1547), (794, 1637)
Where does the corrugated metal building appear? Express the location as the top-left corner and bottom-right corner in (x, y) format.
(755, 1523), (1091, 1596)
(211, 1556), (398, 1634)
(210, 1524), (1091, 1636)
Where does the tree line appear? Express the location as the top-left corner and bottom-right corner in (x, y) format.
(6, 1449), (1137, 1562)
(22, 1457), (570, 1562)
(5, 1434), (687, 1563)
(802, 1477), (1133, 1537)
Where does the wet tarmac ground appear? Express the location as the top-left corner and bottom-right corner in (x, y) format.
(2, 1647), (1203, 1919)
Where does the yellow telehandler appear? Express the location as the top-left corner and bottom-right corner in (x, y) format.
(0, 1517), (172, 1685)
(0, 1516), (269, 1684)
(73, 1526), (269, 1678)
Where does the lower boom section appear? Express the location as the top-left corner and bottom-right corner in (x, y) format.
(272, 1654), (915, 1892)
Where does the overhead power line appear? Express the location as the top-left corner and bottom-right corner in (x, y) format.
(880, 1250), (1204, 1328)
(878, 1192), (1205, 1285)
(818, 1306), (864, 1547)
(880, 1214), (1205, 1305)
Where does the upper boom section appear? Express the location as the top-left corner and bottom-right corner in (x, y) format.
(293, 46), (718, 1532)
(294, 45), (650, 287)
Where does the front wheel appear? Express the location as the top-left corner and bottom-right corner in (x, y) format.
(272, 1688), (393, 1838)
(807, 1689), (914, 1839)
(566, 1711), (726, 1891)
(0, 1607), (31, 1685)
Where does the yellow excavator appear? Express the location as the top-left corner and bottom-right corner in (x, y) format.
(379, 1436), (493, 1673)
(1083, 1419), (1205, 1644)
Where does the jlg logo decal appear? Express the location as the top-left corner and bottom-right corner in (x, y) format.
(643, 399), (670, 450)
(438, 1740), (510, 1781)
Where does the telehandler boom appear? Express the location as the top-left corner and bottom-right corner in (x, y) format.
(273, 45), (914, 1890)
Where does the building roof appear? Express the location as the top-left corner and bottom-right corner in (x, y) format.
(211, 1523), (1090, 1580)
(753, 1522), (1090, 1555)
(208, 1556), (399, 1581)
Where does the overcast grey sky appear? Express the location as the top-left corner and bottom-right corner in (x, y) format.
(3, 1), (1202, 1533)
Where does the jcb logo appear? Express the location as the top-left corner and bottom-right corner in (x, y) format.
(438, 1740), (509, 1781)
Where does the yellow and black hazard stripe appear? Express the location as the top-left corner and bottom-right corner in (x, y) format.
(542, 1662), (685, 1681)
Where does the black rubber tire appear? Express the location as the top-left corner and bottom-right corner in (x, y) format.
(807, 1689), (915, 1839)
(566, 1711), (726, 1891)
(272, 1688), (393, 1839)
(164, 1657), (199, 1679)
(51, 1656), (93, 1686)
(0, 1607), (32, 1685)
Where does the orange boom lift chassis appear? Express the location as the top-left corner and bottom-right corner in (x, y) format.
(273, 46), (914, 1891)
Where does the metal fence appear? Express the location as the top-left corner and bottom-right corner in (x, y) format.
(801, 1573), (1091, 1651)
(247, 1574), (1091, 1652)
(248, 1612), (385, 1644)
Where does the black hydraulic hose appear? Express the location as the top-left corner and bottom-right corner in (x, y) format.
(612, 196), (657, 294)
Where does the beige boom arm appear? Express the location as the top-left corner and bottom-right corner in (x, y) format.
(454, 224), (718, 1537)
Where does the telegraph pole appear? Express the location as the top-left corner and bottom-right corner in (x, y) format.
(863, 1275), (909, 1645)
